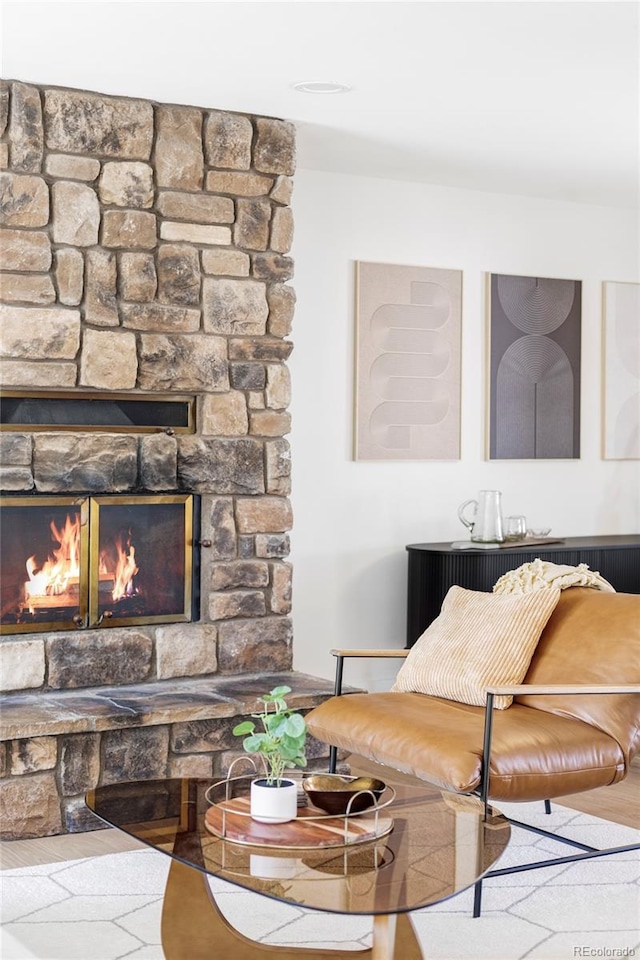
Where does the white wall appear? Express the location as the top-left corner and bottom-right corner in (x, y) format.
(288, 169), (639, 691)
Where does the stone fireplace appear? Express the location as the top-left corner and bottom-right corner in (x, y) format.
(0, 81), (335, 839)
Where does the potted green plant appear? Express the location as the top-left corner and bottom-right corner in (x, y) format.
(232, 685), (307, 823)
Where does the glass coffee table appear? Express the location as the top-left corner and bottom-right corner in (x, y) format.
(86, 773), (510, 960)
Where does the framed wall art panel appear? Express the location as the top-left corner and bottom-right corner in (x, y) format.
(354, 261), (462, 461)
(487, 272), (582, 460)
(602, 280), (639, 460)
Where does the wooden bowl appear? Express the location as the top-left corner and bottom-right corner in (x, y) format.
(302, 774), (385, 815)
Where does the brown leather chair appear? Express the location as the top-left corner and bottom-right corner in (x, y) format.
(305, 588), (640, 915)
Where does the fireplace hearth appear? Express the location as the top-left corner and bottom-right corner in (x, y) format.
(0, 495), (197, 633)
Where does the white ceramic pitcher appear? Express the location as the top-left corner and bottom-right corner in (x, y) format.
(457, 490), (504, 543)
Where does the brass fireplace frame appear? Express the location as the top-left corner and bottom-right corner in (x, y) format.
(88, 495), (194, 629)
(0, 390), (196, 434)
(0, 494), (196, 634)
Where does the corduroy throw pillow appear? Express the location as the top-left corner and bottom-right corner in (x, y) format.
(391, 584), (561, 709)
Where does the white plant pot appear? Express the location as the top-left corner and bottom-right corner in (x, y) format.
(250, 778), (297, 823)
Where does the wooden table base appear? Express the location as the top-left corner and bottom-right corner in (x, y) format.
(161, 858), (424, 960)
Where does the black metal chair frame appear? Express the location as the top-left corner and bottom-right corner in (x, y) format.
(325, 652), (640, 918)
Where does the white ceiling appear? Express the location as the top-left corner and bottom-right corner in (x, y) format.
(1, 1), (638, 209)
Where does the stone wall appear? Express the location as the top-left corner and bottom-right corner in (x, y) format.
(0, 81), (315, 838)
(0, 79), (296, 670)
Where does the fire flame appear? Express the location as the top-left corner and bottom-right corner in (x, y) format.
(25, 514), (81, 602)
(110, 533), (139, 602)
(24, 514), (140, 611)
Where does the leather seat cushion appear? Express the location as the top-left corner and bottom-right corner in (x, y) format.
(305, 691), (625, 802)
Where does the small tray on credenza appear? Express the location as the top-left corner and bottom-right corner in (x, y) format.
(451, 537), (564, 551)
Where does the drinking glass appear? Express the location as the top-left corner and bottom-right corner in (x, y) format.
(504, 515), (527, 541)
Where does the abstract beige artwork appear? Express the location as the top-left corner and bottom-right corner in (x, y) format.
(354, 261), (462, 460)
(603, 281), (640, 459)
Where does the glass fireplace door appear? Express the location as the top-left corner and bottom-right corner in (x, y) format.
(0, 497), (89, 632)
(89, 495), (193, 628)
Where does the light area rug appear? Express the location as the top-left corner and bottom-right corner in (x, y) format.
(1, 802), (638, 960)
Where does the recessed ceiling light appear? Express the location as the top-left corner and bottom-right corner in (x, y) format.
(292, 81), (352, 95)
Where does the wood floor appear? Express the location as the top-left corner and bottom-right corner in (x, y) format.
(1, 755), (638, 871)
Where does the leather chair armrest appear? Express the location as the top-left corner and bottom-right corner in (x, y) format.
(485, 684), (640, 696)
(330, 648), (409, 658)
(329, 648), (409, 696)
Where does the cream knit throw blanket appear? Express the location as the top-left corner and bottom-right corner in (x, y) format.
(494, 558), (616, 595)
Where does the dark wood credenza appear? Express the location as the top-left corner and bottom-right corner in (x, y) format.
(406, 534), (640, 647)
